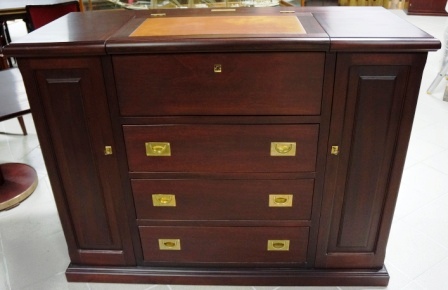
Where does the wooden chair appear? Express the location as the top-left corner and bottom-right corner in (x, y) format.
(26, 1), (81, 31)
(0, 36), (29, 135)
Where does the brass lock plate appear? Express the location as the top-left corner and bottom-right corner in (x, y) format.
(152, 194), (176, 207)
(104, 146), (113, 155)
(269, 194), (293, 207)
(270, 142), (296, 156)
(214, 64), (222, 73)
(158, 239), (181, 250)
(267, 240), (290, 251)
(146, 142), (171, 156)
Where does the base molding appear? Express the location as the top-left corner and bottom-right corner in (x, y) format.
(66, 265), (389, 286)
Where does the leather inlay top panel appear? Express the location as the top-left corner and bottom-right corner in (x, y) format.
(130, 16), (306, 37)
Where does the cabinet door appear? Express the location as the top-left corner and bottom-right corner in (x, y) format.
(315, 53), (427, 268)
(18, 58), (134, 266)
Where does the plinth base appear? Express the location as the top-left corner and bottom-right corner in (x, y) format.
(0, 163), (38, 211)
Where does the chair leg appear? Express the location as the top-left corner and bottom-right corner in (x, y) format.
(17, 116), (28, 135)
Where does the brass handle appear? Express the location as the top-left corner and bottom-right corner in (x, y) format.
(267, 240), (290, 251)
(269, 194), (293, 207)
(152, 194), (176, 207)
(270, 142), (296, 156)
(275, 197), (288, 204)
(158, 239), (181, 250)
(146, 142), (171, 156)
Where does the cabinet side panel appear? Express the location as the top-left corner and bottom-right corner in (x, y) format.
(334, 68), (407, 251)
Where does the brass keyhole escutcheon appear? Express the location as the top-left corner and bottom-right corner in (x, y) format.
(214, 64), (222, 73)
(331, 145), (339, 156)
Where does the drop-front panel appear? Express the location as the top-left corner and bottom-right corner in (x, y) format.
(5, 6), (440, 287)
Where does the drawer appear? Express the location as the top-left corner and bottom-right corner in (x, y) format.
(139, 226), (309, 264)
(132, 179), (314, 220)
(113, 53), (324, 116)
(124, 124), (319, 173)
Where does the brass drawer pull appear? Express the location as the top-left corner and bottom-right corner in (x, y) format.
(146, 142), (171, 156)
(159, 239), (181, 250)
(270, 142), (296, 156)
(267, 240), (290, 251)
(269, 194), (293, 207)
(152, 194), (176, 207)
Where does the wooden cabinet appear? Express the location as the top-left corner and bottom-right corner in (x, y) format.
(5, 7), (440, 287)
(407, 0), (448, 16)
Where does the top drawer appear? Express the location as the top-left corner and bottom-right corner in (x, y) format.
(113, 53), (325, 116)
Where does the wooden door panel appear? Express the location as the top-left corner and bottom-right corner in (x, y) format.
(316, 53), (428, 268)
(20, 57), (134, 265)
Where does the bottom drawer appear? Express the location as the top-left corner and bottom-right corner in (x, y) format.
(139, 226), (309, 265)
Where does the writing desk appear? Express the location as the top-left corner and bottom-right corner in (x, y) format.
(4, 6), (440, 286)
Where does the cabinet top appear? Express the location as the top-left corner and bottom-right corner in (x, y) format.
(4, 7), (440, 57)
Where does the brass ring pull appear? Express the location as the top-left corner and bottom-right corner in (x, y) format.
(269, 194), (293, 207)
(274, 197), (288, 204)
(159, 196), (172, 204)
(152, 194), (176, 207)
(275, 143), (292, 154)
(267, 240), (290, 251)
(270, 142), (296, 156)
(272, 242), (286, 249)
(159, 239), (181, 250)
(164, 241), (177, 248)
(151, 144), (167, 154)
(146, 142), (171, 156)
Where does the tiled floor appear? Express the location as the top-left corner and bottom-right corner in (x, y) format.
(1, 9), (448, 290)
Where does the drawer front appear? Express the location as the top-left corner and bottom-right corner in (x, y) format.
(133, 179), (314, 220)
(113, 53), (324, 116)
(124, 124), (319, 173)
(139, 226), (309, 264)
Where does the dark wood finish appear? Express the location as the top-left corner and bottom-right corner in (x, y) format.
(17, 57), (135, 266)
(132, 179), (314, 221)
(407, 0), (448, 16)
(124, 124), (319, 173)
(66, 265), (390, 286)
(316, 53), (428, 268)
(139, 226), (309, 265)
(114, 53), (324, 116)
(4, 7), (440, 287)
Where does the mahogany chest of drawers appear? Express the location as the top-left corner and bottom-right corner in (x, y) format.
(5, 6), (440, 286)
